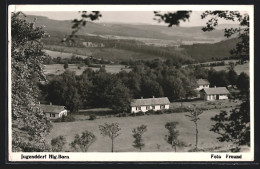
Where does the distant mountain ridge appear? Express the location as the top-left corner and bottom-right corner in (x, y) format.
(23, 15), (239, 43)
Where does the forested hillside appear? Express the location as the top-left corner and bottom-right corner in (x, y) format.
(181, 38), (239, 62)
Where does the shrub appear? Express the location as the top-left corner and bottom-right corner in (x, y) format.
(51, 136), (66, 152)
(89, 115), (96, 120)
(115, 113), (129, 117)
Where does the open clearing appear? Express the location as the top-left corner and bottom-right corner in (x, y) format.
(205, 62), (249, 75)
(44, 64), (132, 75)
(44, 50), (89, 59)
(46, 108), (240, 152)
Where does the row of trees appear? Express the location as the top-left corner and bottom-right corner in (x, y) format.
(51, 107), (206, 152)
(51, 120), (188, 152)
(39, 59), (200, 114)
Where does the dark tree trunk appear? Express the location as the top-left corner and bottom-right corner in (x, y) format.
(111, 138), (114, 152)
(195, 122), (198, 150)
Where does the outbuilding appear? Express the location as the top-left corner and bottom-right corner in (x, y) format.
(40, 104), (67, 119)
(199, 87), (230, 101)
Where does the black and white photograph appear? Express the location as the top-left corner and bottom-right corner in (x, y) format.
(8, 5), (254, 162)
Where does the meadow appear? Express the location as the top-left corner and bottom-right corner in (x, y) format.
(44, 50), (89, 59)
(44, 45), (162, 62)
(206, 62), (250, 75)
(44, 64), (132, 75)
(45, 108), (245, 152)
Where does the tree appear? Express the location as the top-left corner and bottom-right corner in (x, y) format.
(228, 64), (238, 86)
(11, 12), (51, 151)
(185, 108), (203, 151)
(132, 125), (147, 151)
(210, 100), (250, 152)
(108, 81), (132, 113)
(64, 62), (69, 69)
(51, 136), (66, 152)
(70, 130), (96, 152)
(210, 72), (250, 152)
(164, 122), (185, 152)
(99, 123), (121, 152)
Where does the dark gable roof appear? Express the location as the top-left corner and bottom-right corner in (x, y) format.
(200, 87), (230, 95)
(131, 97), (170, 107)
(197, 79), (210, 85)
(40, 105), (66, 114)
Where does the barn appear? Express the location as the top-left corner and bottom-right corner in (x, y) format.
(199, 87), (230, 101)
(40, 104), (67, 119)
(130, 97), (170, 113)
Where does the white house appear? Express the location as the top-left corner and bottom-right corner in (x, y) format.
(130, 97), (170, 113)
(40, 104), (67, 119)
(196, 79), (210, 91)
(199, 87), (230, 101)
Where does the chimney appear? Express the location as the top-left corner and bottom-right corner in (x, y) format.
(50, 102), (52, 105)
(141, 96), (143, 99)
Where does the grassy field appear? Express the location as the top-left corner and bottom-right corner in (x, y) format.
(46, 107), (245, 152)
(44, 45), (163, 62)
(204, 62), (249, 75)
(44, 50), (89, 59)
(44, 64), (132, 75)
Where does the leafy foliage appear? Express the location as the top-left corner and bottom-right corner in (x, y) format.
(132, 125), (147, 151)
(70, 130), (96, 152)
(210, 73), (249, 151)
(99, 123), (121, 152)
(11, 12), (51, 151)
(154, 11), (192, 26)
(164, 122), (185, 152)
(51, 136), (66, 152)
(201, 11), (249, 62)
(64, 11), (102, 42)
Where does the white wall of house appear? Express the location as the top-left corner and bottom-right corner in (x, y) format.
(58, 110), (68, 118)
(196, 84), (209, 91)
(219, 95), (228, 100)
(45, 110), (67, 119)
(203, 94), (228, 101)
(131, 104), (169, 113)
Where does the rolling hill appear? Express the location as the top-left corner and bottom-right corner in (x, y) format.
(23, 15), (237, 43)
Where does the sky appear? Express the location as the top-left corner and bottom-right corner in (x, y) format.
(24, 11), (244, 27)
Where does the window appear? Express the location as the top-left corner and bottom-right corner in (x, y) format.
(146, 106), (150, 110)
(50, 113), (55, 117)
(136, 106), (141, 111)
(160, 105), (165, 109)
(152, 105), (155, 110)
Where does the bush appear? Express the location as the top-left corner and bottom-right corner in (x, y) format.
(115, 113), (129, 117)
(54, 115), (75, 122)
(89, 115), (97, 120)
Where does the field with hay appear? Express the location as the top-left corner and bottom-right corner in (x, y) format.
(45, 107), (247, 152)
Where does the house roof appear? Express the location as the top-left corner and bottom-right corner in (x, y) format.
(200, 87), (230, 95)
(131, 97), (170, 107)
(40, 105), (66, 114)
(197, 79), (210, 85)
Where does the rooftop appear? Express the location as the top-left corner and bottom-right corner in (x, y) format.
(40, 104), (66, 114)
(197, 79), (210, 85)
(200, 87), (230, 95)
(131, 97), (170, 107)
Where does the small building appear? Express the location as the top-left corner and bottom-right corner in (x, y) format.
(40, 104), (67, 119)
(130, 97), (170, 113)
(196, 79), (210, 91)
(199, 87), (230, 101)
